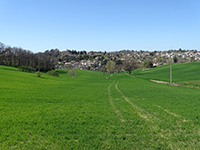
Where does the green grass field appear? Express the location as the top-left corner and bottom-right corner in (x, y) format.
(0, 64), (200, 149)
(133, 62), (200, 85)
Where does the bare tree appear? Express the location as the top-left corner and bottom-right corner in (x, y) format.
(123, 57), (137, 75)
(0, 42), (58, 72)
(68, 65), (78, 79)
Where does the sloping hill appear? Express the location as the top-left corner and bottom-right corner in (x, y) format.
(1, 65), (200, 149)
(133, 62), (200, 85)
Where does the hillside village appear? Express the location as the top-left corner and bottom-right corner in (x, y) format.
(1, 41), (200, 73)
(56, 49), (200, 71)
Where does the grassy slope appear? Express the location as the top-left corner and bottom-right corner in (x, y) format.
(0, 66), (114, 149)
(0, 65), (200, 149)
(132, 62), (200, 83)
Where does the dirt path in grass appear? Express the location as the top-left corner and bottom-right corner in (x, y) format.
(114, 81), (175, 144)
(114, 80), (199, 148)
(151, 80), (180, 86)
(151, 80), (200, 91)
(154, 105), (182, 118)
(115, 81), (158, 123)
(108, 81), (125, 122)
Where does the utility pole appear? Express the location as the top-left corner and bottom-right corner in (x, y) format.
(170, 59), (172, 85)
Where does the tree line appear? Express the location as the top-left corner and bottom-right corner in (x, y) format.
(0, 42), (159, 75)
(0, 42), (58, 72)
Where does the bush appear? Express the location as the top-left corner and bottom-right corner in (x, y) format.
(47, 70), (59, 77)
(20, 66), (36, 72)
(36, 71), (41, 77)
(143, 58), (153, 68)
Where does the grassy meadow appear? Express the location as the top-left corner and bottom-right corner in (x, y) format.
(0, 63), (200, 149)
(133, 62), (200, 84)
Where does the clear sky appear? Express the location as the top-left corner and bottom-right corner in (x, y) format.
(0, 0), (200, 52)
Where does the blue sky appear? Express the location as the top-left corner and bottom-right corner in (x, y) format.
(0, 0), (200, 52)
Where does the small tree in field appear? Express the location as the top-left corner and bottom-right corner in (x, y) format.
(68, 65), (78, 79)
(123, 57), (137, 75)
(106, 60), (115, 76)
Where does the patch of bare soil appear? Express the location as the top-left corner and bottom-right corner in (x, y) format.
(151, 80), (180, 86)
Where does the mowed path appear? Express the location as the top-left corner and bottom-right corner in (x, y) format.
(108, 81), (125, 123)
(107, 78), (200, 149)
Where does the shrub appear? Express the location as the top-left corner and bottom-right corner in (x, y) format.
(47, 70), (59, 77)
(143, 58), (153, 68)
(36, 71), (41, 77)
